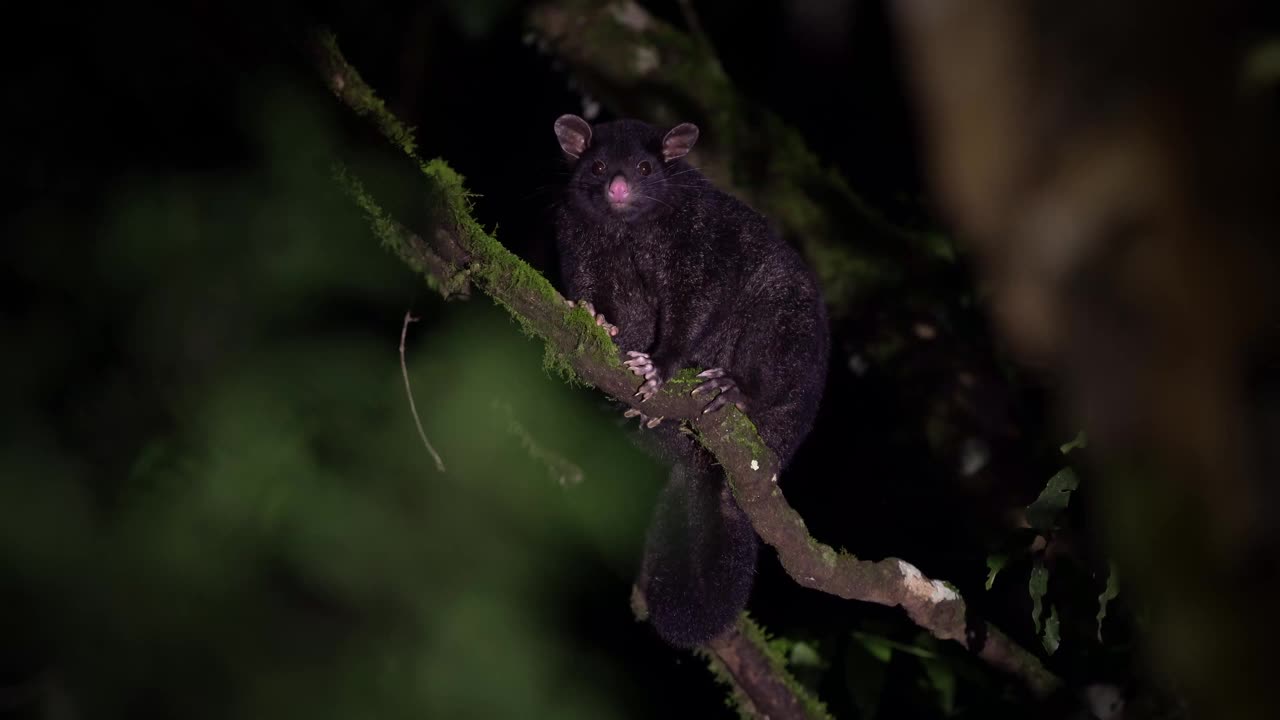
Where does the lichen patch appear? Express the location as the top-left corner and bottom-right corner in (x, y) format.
(898, 559), (959, 604)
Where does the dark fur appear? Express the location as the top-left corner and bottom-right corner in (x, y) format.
(552, 115), (830, 647)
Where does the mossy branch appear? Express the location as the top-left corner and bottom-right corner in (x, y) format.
(310, 27), (1059, 702)
(524, 0), (954, 316)
(701, 616), (834, 720)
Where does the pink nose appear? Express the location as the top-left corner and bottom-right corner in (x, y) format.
(608, 176), (630, 203)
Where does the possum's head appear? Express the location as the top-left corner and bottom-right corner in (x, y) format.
(553, 114), (699, 223)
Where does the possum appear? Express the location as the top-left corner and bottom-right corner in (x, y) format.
(551, 113), (830, 648)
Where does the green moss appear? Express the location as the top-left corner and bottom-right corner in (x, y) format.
(324, 33), (566, 321)
(419, 157), (560, 310)
(331, 165), (404, 256)
(722, 410), (768, 463)
(665, 367), (704, 392)
(324, 37), (595, 385)
(564, 302), (622, 367)
(818, 544), (838, 570)
(414, 156), (611, 384)
(541, 343), (580, 385)
(697, 647), (758, 720)
(332, 163), (460, 296)
(697, 615), (834, 719)
(316, 31), (420, 158)
(740, 616), (789, 669)
(738, 615), (834, 720)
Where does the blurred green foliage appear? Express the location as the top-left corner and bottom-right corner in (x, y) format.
(0, 79), (666, 719)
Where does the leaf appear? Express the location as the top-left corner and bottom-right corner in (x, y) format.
(1059, 430), (1088, 454)
(788, 641), (825, 669)
(852, 631), (895, 664)
(845, 637), (890, 720)
(1042, 604), (1061, 655)
(985, 552), (1009, 591)
(852, 631), (937, 660)
(920, 657), (958, 715)
(1025, 467), (1079, 532)
(1029, 559), (1049, 635)
(1096, 562), (1121, 642)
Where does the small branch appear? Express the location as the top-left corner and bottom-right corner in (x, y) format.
(310, 28), (1060, 699)
(399, 310), (446, 472)
(703, 616), (832, 720)
(492, 399), (584, 487)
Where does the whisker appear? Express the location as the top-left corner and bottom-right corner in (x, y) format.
(633, 193), (675, 210)
(640, 174), (698, 184)
(666, 165), (724, 182)
(638, 181), (705, 189)
(663, 167), (702, 179)
(640, 176), (702, 187)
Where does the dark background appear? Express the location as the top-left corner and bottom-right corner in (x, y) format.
(3, 2), (1127, 718)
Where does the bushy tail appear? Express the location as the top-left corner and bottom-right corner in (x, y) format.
(637, 449), (759, 648)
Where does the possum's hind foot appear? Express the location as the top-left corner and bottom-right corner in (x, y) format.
(567, 299), (619, 337)
(624, 351), (663, 402)
(691, 368), (747, 415)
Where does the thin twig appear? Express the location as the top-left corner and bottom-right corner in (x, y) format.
(492, 399), (584, 487)
(399, 310), (446, 472)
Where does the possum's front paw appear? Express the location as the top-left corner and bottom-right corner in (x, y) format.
(567, 299), (619, 337)
(691, 368), (748, 414)
(624, 351), (664, 402)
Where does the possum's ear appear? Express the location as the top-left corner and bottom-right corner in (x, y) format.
(554, 114), (592, 159)
(662, 123), (699, 161)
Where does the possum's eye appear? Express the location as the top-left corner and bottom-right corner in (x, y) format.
(637, 161), (652, 176)
(591, 161), (606, 176)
